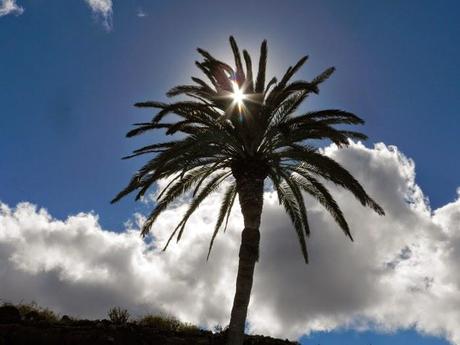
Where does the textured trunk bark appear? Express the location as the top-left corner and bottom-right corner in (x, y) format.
(226, 176), (264, 345)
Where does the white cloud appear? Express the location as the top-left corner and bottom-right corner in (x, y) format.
(136, 8), (147, 18)
(0, 193), (241, 327)
(84, 0), (113, 30)
(1, 141), (459, 344)
(0, 0), (24, 17)
(0, 0), (113, 27)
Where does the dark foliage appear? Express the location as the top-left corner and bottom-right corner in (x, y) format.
(112, 36), (384, 263)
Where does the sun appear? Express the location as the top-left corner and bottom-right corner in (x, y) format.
(231, 81), (246, 109)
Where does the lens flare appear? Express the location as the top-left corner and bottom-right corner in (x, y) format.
(231, 81), (246, 110)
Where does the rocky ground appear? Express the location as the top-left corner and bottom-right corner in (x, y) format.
(0, 305), (299, 345)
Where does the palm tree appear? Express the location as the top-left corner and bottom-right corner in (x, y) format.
(112, 37), (384, 345)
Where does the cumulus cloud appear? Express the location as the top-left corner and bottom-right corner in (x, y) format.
(84, 0), (113, 30)
(0, 0), (113, 27)
(0, 193), (241, 327)
(1, 141), (459, 344)
(0, 0), (24, 17)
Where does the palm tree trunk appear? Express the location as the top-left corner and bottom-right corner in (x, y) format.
(226, 176), (264, 345)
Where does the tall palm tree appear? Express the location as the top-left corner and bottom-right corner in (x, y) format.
(112, 37), (384, 345)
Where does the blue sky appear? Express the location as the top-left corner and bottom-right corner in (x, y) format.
(0, 1), (459, 344)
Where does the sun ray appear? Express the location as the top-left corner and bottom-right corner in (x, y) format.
(231, 81), (246, 112)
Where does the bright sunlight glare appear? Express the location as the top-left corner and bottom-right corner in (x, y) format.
(231, 81), (246, 108)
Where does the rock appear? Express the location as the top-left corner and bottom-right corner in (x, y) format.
(24, 311), (40, 322)
(0, 306), (20, 324)
(100, 319), (111, 327)
(0, 316), (300, 344)
(74, 319), (93, 327)
(61, 315), (72, 323)
(36, 319), (50, 327)
(194, 338), (210, 345)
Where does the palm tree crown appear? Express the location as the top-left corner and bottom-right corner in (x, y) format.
(112, 36), (384, 263)
(113, 36), (385, 345)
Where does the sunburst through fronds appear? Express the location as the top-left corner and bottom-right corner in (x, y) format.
(113, 36), (385, 262)
(230, 80), (246, 112)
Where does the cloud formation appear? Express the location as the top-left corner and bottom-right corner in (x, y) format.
(136, 8), (147, 18)
(1, 142), (459, 344)
(84, 0), (113, 30)
(0, 0), (23, 17)
(0, 1), (114, 28)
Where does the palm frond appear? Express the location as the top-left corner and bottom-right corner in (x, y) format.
(288, 109), (364, 126)
(126, 123), (171, 137)
(278, 56), (309, 88)
(270, 170), (309, 263)
(255, 40), (267, 93)
(278, 147), (384, 215)
(138, 166), (221, 236)
(278, 168), (310, 237)
(122, 141), (178, 159)
(196, 48), (218, 61)
(243, 50), (254, 93)
(163, 172), (231, 249)
(312, 66), (335, 86)
(264, 77), (277, 96)
(195, 61), (218, 90)
(134, 101), (168, 108)
(229, 36), (245, 85)
(207, 182), (237, 260)
(290, 169), (352, 240)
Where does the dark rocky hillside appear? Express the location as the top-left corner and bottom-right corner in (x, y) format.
(0, 305), (299, 345)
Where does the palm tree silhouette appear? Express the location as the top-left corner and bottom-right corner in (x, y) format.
(112, 37), (384, 345)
